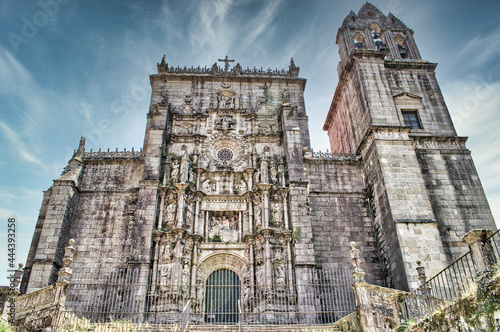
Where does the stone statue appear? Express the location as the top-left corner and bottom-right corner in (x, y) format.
(170, 161), (179, 183)
(230, 216), (238, 230)
(182, 261), (191, 287)
(270, 160), (277, 183)
(256, 264), (264, 285)
(165, 202), (176, 223)
(274, 264), (286, 285)
(222, 215), (230, 229)
(160, 243), (174, 263)
(222, 117), (229, 130)
(159, 264), (173, 293)
(185, 203), (194, 227)
(179, 155), (189, 183)
(254, 204), (262, 227)
(272, 203), (282, 226)
(282, 88), (290, 104)
(260, 159), (269, 184)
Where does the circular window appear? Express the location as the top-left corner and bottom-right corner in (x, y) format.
(217, 148), (234, 162)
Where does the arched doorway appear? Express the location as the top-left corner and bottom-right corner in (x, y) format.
(204, 269), (240, 323)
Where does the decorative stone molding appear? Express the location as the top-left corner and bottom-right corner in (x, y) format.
(157, 57), (300, 78)
(14, 281), (70, 331)
(84, 148), (144, 160)
(196, 253), (248, 284)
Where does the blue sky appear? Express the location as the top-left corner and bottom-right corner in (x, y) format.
(1, 0), (499, 283)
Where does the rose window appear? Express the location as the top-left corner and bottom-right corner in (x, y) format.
(217, 148), (234, 162)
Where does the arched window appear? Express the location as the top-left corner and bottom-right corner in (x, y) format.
(353, 32), (365, 49)
(395, 34), (408, 58)
(371, 23), (386, 51)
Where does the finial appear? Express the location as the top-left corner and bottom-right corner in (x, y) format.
(11, 263), (24, 291)
(68, 137), (86, 163)
(58, 239), (76, 283)
(415, 259), (431, 294)
(161, 54), (167, 65)
(289, 58), (299, 77)
(349, 241), (365, 282)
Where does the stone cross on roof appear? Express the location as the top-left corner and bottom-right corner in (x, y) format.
(218, 55), (235, 72)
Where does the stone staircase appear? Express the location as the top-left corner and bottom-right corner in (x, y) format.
(185, 324), (341, 331)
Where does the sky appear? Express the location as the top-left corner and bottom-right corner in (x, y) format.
(1, 0), (499, 284)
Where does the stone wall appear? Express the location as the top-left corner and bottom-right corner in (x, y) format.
(415, 139), (497, 262)
(305, 158), (383, 285)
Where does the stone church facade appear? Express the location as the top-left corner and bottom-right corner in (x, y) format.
(20, 2), (495, 323)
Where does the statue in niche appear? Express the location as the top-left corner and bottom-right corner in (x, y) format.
(185, 203), (194, 228)
(274, 247), (284, 261)
(222, 117), (230, 130)
(161, 91), (168, 105)
(159, 264), (174, 293)
(254, 169), (261, 185)
(179, 154), (189, 183)
(274, 263), (286, 285)
(237, 177), (247, 193)
(254, 204), (262, 228)
(218, 95), (235, 108)
(160, 242), (175, 263)
(270, 159), (277, 184)
(260, 158), (269, 184)
(242, 286), (251, 312)
(182, 260), (191, 288)
(194, 278), (205, 313)
(272, 203), (282, 227)
(165, 201), (177, 224)
(170, 160), (179, 184)
(255, 264), (264, 286)
(282, 88), (290, 103)
(214, 116), (236, 131)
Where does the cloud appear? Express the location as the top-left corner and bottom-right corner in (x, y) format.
(443, 77), (500, 225)
(238, 0), (284, 53)
(0, 120), (43, 165)
(454, 25), (500, 69)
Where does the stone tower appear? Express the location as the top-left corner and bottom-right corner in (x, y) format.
(323, 2), (496, 290)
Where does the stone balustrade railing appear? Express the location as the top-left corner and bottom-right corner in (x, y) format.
(83, 148), (144, 160)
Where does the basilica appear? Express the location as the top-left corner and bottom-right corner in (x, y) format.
(20, 2), (496, 324)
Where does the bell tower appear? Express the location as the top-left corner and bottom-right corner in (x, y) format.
(324, 3), (496, 291)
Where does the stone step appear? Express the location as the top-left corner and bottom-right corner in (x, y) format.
(185, 324), (340, 332)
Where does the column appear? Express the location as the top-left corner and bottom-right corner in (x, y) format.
(193, 197), (200, 234)
(175, 184), (188, 228)
(264, 231), (272, 290)
(238, 211), (243, 241)
(150, 235), (162, 293)
(157, 192), (165, 229)
(462, 229), (497, 276)
(282, 190), (289, 230)
(261, 186), (271, 228)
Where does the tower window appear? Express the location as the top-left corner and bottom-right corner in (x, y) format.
(353, 32), (365, 49)
(402, 110), (422, 129)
